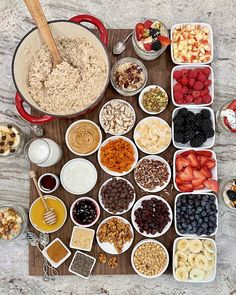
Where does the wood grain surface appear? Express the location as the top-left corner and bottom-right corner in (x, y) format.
(29, 29), (178, 276)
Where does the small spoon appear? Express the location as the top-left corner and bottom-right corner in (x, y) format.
(26, 231), (42, 251)
(113, 32), (133, 55)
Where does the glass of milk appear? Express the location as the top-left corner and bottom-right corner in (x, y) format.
(24, 138), (62, 167)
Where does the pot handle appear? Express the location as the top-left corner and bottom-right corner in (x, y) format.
(15, 92), (54, 124)
(69, 15), (108, 46)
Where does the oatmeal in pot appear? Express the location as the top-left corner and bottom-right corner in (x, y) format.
(28, 37), (107, 115)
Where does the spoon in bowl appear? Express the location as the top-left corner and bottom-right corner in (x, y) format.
(113, 32), (133, 55)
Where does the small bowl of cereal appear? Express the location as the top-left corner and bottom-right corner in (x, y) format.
(131, 239), (169, 278)
(111, 57), (148, 96)
(139, 85), (168, 115)
(99, 99), (136, 135)
(133, 117), (171, 154)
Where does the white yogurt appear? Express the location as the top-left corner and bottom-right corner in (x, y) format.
(60, 159), (97, 195)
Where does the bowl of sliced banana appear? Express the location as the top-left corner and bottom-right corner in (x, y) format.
(173, 237), (216, 283)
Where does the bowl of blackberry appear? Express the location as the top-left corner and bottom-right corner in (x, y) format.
(172, 107), (215, 149)
(175, 193), (218, 236)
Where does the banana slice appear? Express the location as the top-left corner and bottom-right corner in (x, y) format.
(188, 253), (197, 267)
(195, 254), (209, 270)
(189, 239), (203, 253)
(177, 239), (189, 251)
(174, 253), (178, 268)
(190, 267), (205, 281)
(175, 267), (189, 281)
(204, 249), (215, 261)
(206, 259), (215, 271)
(203, 240), (215, 254)
(176, 250), (188, 262)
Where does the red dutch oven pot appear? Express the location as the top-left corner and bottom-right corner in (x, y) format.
(12, 15), (110, 124)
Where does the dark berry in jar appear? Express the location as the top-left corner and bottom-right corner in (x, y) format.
(72, 199), (97, 225)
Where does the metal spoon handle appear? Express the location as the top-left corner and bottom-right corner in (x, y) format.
(123, 32), (133, 43)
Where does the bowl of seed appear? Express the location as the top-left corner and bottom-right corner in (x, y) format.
(139, 85), (168, 115)
(131, 239), (169, 278)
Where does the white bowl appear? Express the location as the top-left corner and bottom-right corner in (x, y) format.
(131, 239), (169, 278)
(170, 23), (213, 65)
(42, 238), (71, 268)
(98, 177), (136, 215)
(172, 106), (215, 149)
(65, 119), (102, 156)
(96, 216), (134, 254)
(99, 99), (136, 135)
(133, 117), (171, 155)
(138, 85), (168, 115)
(97, 136), (138, 176)
(70, 197), (100, 228)
(134, 155), (171, 192)
(173, 149), (218, 193)
(131, 195), (173, 238)
(69, 226), (95, 252)
(171, 65), (214, 107)
(37, 173), (60, 194)
(60, 158), (97, 195)
(174, 192), (218, 237)
(173, 237), (217, 283)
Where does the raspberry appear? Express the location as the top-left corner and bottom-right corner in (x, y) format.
(194, 81), (204, 91)
(173, 71), (182, 80)
(174, 91), (184, 103)
(200, 89), (206, 98)
(188, 70), (198, 79)
(192, 90), (201, 99)
(181, 86), (189, 94)
(202, 67), (211, 77)
(203, 94), (212, 104)
(181, 77), (188, 85)
(204, 79), (212, 87)
(195, 97), (203, 104)
(181, 69), (189, 77)
(197, 73), (207, 82)
(189, 89), (193, 95)
(188, 78), (195, 87)
(185, 95), (193, 103)
(174, 83), (182, 92)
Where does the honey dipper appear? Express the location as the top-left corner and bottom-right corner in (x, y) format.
(30, 170), (57, 225)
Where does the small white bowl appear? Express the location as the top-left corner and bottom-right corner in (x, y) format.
(172, 106), (215, 149)
(170, 23), (213, 65)
(98, 177), (136, 215)
(173, 149), (218, 193)
(131, 195), (173, 238)
(138, 85), (168, 115)
(131, 239), (169, 278)
(97, 136), (138, 176)
(65, 119), (102, 157)
(134, 155), (171, 192)
(133, 117), (171, 155)
(173, 236), (217, 283)
(96, 216), (134, 254)
(60, 158), (97, 195)
(70, 197), (100, 228)
(174, 192), (218, 237)
(68, 251), (96, 279)
(69, 226), (95, 252)
(42, 238), (71, 268)
(171, 65), (214, 107)
(99, 99), (136, 136)
(38, 173), (60, 194)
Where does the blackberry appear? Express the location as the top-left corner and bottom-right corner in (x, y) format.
(184, 130), (195, 142)
(149, 28), (159, 37)
(199, 131), (207, 143)
(174, 132), (184, 143)
(194, 113), (203, 127)
(178, 108), (188, 117)
(175, 124), (185, 132)
(173, 114), (184, 125)
(226, 190), (236, 201)
(204, 128), (215, 138)
(182, 135), (190, 144)
(201, 109), (211, 119)
(185, 123), (194, 131)
(201, 119), (212, 130)
(186, 111), (195, 123)
(152, 40), (162, 51)
(190, 133), (204, 147)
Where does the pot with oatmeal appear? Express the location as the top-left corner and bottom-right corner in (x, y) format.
(12, 15), (110, 123)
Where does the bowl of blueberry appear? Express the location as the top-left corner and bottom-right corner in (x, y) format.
(70, 197), (100, 228)
(175, 193), (218, 236)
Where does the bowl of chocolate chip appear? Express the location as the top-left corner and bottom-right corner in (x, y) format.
(99, 177), (136, 215)
(131, 195), (172, 238)
(0, 123), (24, 157)
(134, 155), (171, 192)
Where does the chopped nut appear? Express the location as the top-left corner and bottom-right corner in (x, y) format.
(108, 257), (118, 269)
(98, 253), (107, 264)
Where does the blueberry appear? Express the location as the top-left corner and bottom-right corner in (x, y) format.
(176, 201), (181, 207)
(202, 222), (208, 229)
(201, 201), (207, 206)
(176, 208), (181, 213)
(187, 209), (192, 214)
(179, 229), (186, 234)
(182, 223), (187, 229)
(198, 218), (203, 224)
(204, 217), (209, 222)
(211, 204), (216, 210)
(201, 211), (207, 217)
(189, 216), (194, 221)
(182, 206), (187, 211)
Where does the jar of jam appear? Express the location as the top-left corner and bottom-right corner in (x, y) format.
(216, 100), (236, 133)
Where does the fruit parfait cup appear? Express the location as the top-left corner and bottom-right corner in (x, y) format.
(132, 19), (171, 61)
(216, 100), (236, 134)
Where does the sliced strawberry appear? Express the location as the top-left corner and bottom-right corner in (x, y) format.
(143, 43), (152, 51)
(196, 150), (212, 157)
(178, 166), (194, 182)
(205, 159), (216, 169)
(198, 156), (209, 167)
(175, 177), (191, 185)
(187, 152), (199, 168)
(193, 184), (205, 190)
(192, 178), (205, 188)
(178, 183), (193, 192)
(135, 23), (144, 41)
(193, 169), (206, 180)
(179, 150), (193, 157)
(157, 35), (172, 46)
(176, 157), (190, 171)
(203, 179), (219, 193)
(228, 100), (236, 111)
(143, 20), (153, 29)
(200, 167), (212, 178)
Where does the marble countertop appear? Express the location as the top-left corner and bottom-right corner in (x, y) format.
(1, 0), (236, 294)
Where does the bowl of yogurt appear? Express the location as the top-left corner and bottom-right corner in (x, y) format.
(60, 159), (97, 195)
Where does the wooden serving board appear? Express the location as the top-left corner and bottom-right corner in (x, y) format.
(29, 29), (178, 276)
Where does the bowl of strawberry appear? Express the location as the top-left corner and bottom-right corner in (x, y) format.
(132, 19), (171, 61)
(171, 65), (214, 106)
(173, 149), (219, 193)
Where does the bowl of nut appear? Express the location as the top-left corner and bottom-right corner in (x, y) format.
(131, 239), (169, 278)
(99, 99), (136, 136)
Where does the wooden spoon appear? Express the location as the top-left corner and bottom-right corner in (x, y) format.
(30, 170), (57, 225)
(23, 0), (62, 66)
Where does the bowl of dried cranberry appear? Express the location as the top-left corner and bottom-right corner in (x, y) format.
(131, 195), (172, 237)
(171, 65), (214, 107)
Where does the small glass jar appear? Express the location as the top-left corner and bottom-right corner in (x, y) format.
(219, 177), (236, 213)
(216, 100), (236, 134)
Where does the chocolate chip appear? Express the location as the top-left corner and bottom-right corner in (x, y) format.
(2, 136), (6, 141)
(10, 149), (15, 153)
(8, 141), (14, 146)
(0, 149), (4, 154)
(10, 133), (16, 138)
(0, 142), (4, 146)
(7, 125), (12, 129)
